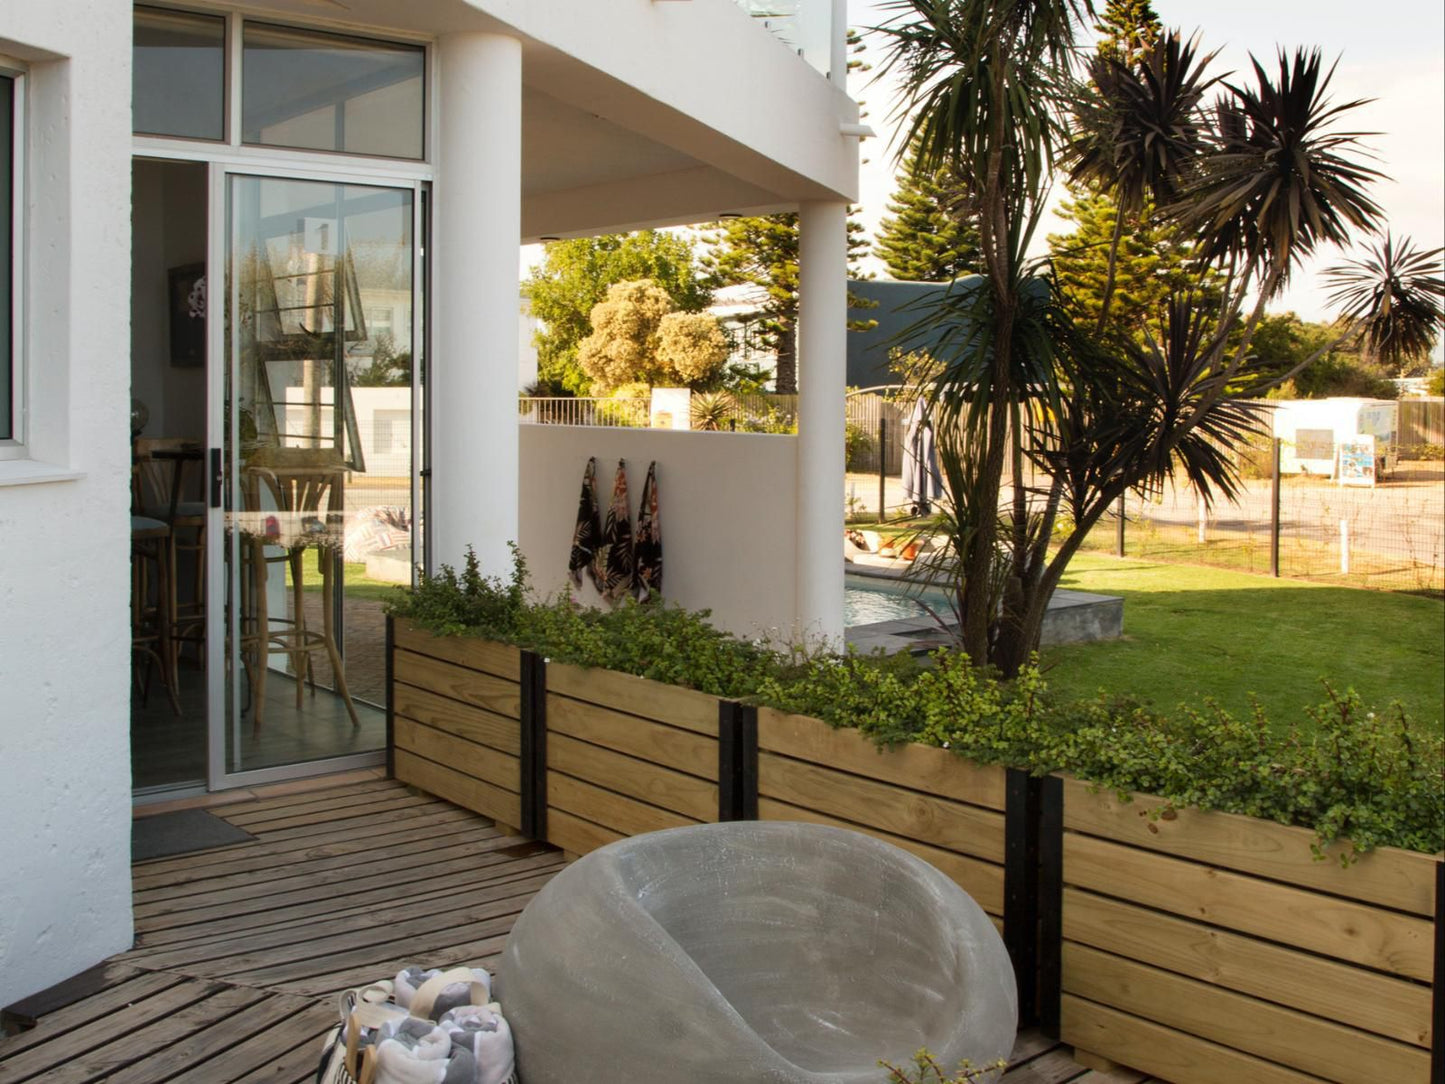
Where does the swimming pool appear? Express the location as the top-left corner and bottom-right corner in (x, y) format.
(843, 574), (949, 627)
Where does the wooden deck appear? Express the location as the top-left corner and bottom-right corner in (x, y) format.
(0, 775), (1158, 1084)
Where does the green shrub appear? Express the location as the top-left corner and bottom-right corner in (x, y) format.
(388, 549), (1445, 857)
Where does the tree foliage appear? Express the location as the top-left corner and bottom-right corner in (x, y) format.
(526, 232), (711, 394)
(874, 0), (1410, 677)
(1250, 313), (1397, 399)
(701, 211), (874, 394)
(873, 142), (982, 281)
(576, 279), (729, 394)
(1047, 191), (1203, 339)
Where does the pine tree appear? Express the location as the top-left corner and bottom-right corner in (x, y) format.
(702, 211), (874, 394)
(1047, 191), (1204, 337)
(873, 146), (981, 282)
(1095, 0), (1162, 66)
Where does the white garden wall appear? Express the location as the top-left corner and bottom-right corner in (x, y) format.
(0, 0), (134, 1006)
(519, 426), (800, 639)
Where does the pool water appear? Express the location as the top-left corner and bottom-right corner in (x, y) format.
(844, 576), (948, 627)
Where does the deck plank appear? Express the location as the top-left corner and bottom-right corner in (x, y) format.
(0, 778), (1109, 1083)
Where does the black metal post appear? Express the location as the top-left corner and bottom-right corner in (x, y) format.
(519, 651), (548, 841)
(1037, 776), (1065, 1039)
(1004, 769), (1041, 1027)
(718, 701), (743, 821)
(877, 417), (887, 524)
(740, 705), (759, 821)
(1270, 436), (1282, 577)
(1431, 861), (1443, 1081)
(384, 617), (395, 779)
(1114, 495), (1125, 557)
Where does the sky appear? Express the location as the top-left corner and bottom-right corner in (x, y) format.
(846, 0), (1445, 328)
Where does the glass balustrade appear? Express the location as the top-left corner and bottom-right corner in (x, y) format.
(735, 0), (838, 82)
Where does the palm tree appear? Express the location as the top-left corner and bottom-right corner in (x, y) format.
(1066, 31), (1218, 329)
(1324, 234), (1445, 375)
(870, 5), (1399, 675)
(874, 0), (1090, 663)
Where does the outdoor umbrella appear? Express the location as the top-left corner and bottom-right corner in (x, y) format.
(633, 461), (662, 602)
(568, 457), (603, 590)
(599, 459), (635, 602)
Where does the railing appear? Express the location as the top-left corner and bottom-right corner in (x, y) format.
(518, 398), (651, 428)
(734, 0), (837, 81)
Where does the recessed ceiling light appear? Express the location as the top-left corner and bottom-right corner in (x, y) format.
(539, 236), (561, 242)
(718, 213), (742, 220)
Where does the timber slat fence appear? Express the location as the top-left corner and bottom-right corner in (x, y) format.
(388, 619), (1444, 1084)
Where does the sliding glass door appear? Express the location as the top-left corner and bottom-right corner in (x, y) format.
(212, 172), (420, 783)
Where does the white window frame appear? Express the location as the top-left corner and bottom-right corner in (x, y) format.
(0, 62), (24, 461)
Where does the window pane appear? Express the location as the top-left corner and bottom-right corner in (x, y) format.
(133, 6), (226, 141)
(243, 24), (424, 160)
(1, 76), (12, 442)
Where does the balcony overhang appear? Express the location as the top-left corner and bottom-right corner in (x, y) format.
(228, 0), (860, 237)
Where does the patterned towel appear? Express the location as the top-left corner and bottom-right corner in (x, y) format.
(568, 457), (603, 590)
(598, 459), (634, 602)
(633, 461), (662, 603)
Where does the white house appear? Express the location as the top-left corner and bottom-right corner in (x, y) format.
(0, 0), (858, 1007)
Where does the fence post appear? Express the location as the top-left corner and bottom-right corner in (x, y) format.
(1340, 519), (1350, 575)
(1114, 495), (1125, 557)
(519, 651), (548, 841)
(1270, 437), (1282, 577)
(878, 416), (887, 524)
(1196, 491), (1207, 544)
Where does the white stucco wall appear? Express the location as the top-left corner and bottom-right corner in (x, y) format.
(0, 0), (134, 1006)
(519, 426), (799, 639)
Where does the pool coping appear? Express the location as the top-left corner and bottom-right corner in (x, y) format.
(843, 562), (1123, 655)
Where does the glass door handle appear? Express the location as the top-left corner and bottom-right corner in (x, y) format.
(209, 447), (223, 508)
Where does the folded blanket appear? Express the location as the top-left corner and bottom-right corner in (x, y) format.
(439, 1003), (515, 1084)
(374, 1017), (477, 1084)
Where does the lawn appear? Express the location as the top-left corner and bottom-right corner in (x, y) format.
(1041, 553), (1445, 735)
(298, 560), (404, 603)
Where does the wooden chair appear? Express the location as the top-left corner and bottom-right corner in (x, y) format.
(237, 447), (359, 732)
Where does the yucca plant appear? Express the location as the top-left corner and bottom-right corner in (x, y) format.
(1324, 233), (1445, 374)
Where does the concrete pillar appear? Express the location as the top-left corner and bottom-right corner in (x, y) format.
(431, 32), (522, 576)
(795, 200), (848, 646)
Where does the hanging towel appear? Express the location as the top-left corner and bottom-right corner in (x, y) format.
(633, 461), (662, 602)
(568, 457), (603, 590)
(901, 399), (942, 510)
(598, 459), (635, 602)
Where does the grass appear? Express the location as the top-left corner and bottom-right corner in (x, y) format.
(297, 560), (403, 603)
(1040, 553), (1445, 735)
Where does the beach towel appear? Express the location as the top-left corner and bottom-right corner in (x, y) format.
(393, 966), (492, 1019)
(567, 457), (603, 590)
(633, 461), (662, 602)
(439, 1004), (515, 1084)
(901, 399), (942, 513)
(598, 459), (634, 602)
(373, 1017), (475, 1084)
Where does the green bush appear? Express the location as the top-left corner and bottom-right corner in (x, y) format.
(389, 549), (1445, 857)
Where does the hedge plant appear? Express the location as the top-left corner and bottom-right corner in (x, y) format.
(389, 548), (1444, 858)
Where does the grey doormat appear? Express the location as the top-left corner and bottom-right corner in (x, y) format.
(132, 809), (256, 862)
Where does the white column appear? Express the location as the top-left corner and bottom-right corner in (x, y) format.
(795, 200), (849, 646)
(431, 33), (522, 577)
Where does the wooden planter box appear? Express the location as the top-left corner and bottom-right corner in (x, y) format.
(387, 625), (1442, 1083)
(1057, 779), (1437, 1084)
(390, 620), (524, 832)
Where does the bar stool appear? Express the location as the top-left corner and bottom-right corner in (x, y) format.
(238, 449), (360, 732)
(132, 513), (182, 715)
(133, 438), (207, 677)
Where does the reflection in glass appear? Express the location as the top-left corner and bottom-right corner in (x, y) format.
(1, 76), (12, 441)
(226, 176), (416, 773)
(242, 24), (425, 160)
(133, 6), (226, 140)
